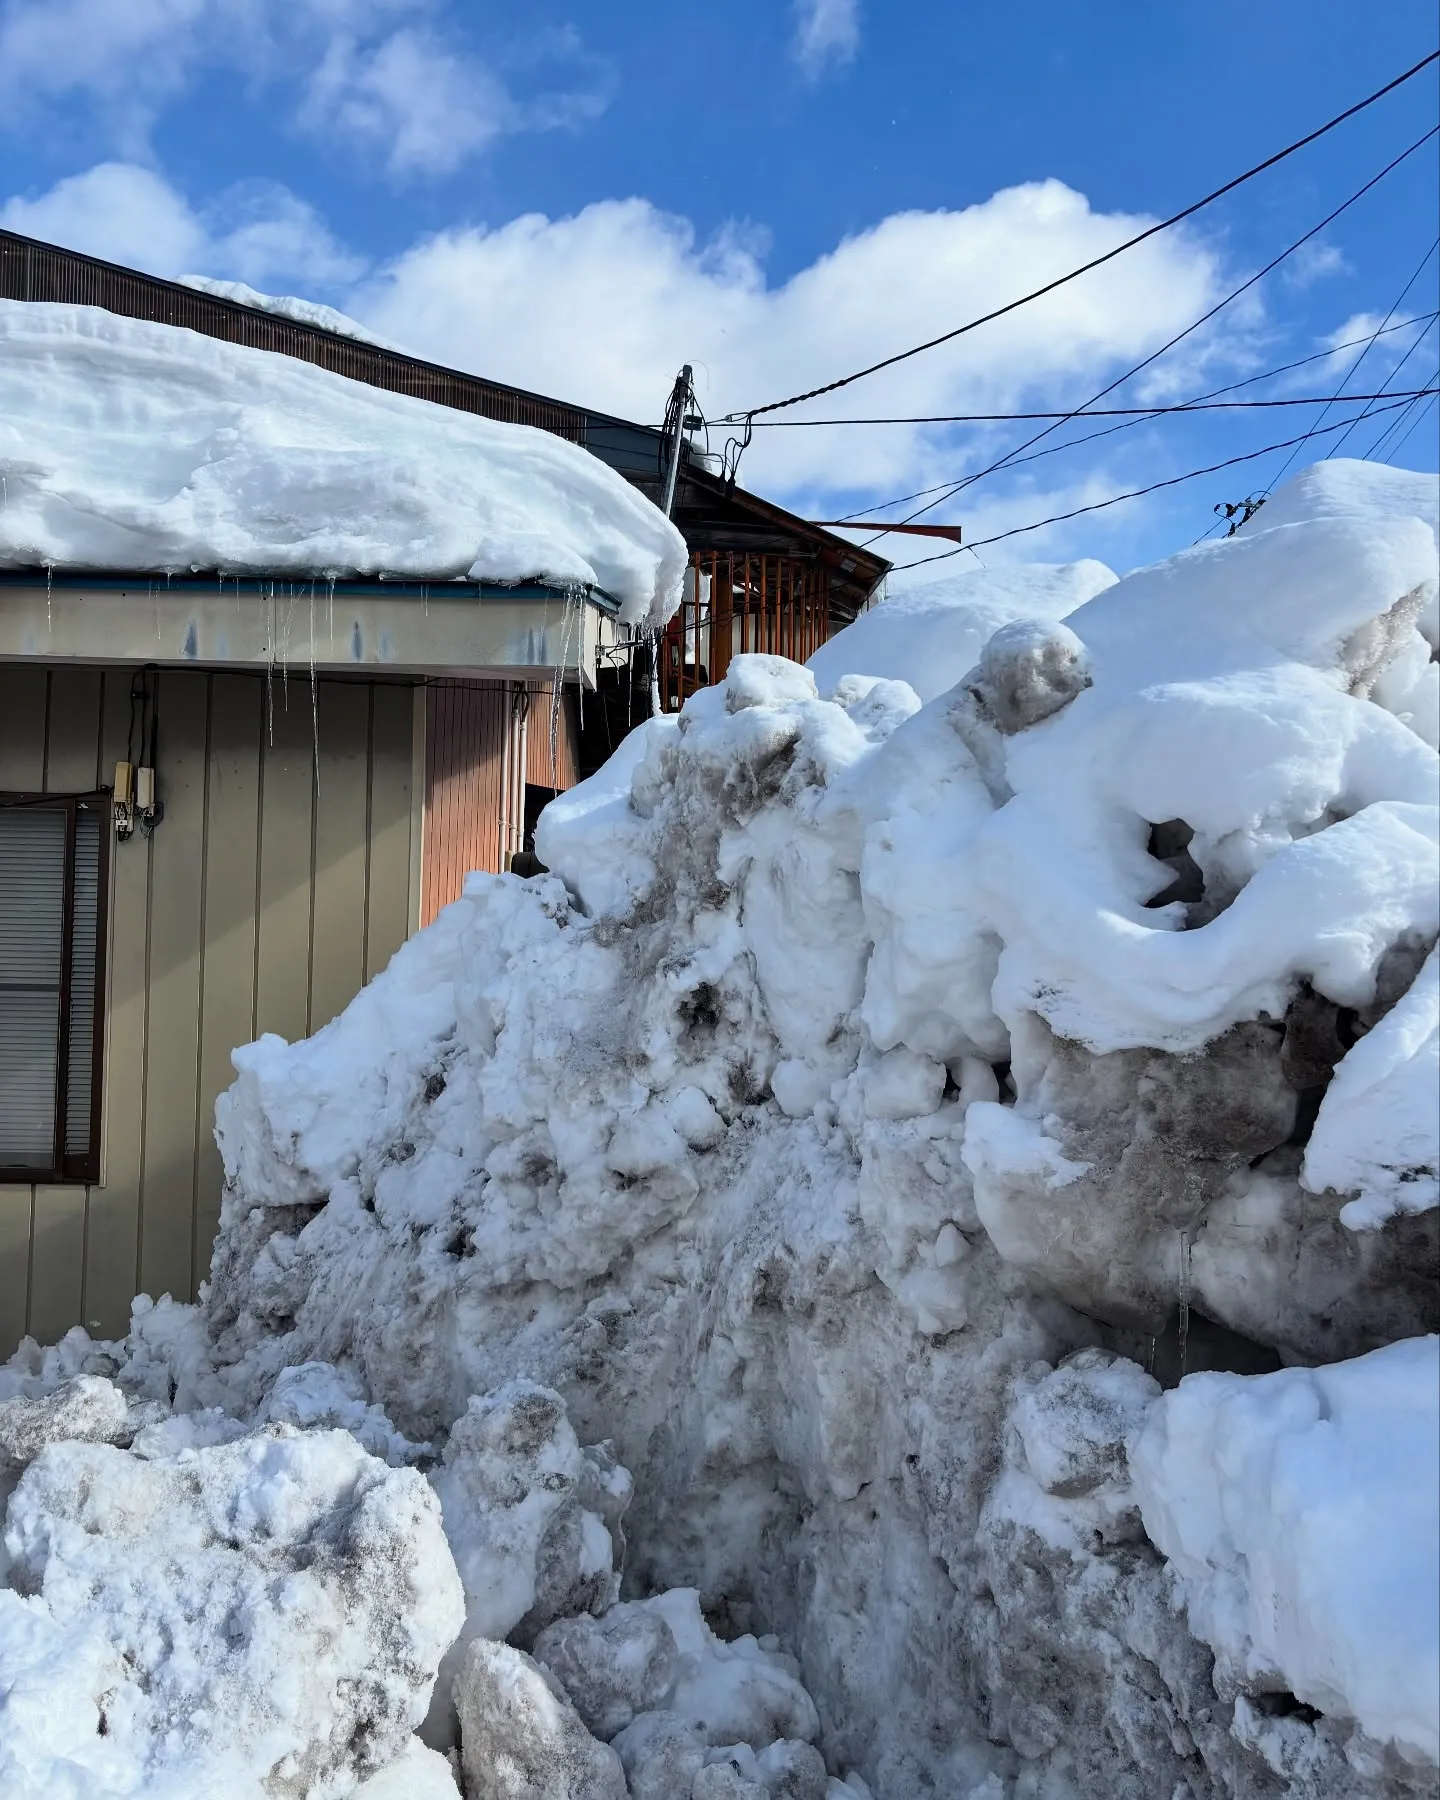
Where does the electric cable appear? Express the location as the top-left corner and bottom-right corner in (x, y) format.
(1324, 272), (1440, 458)
(1262, 236), (1439, 490)
(862, 126), (1439, 543)
(1379, 393), (1438, 461)
(739, 391), (1435, 425)
(724, 50), (1440, 423)
(1362, 360), (1440, 458)
(884, 393), (1420, 571)
(829, 311), (1440, 524)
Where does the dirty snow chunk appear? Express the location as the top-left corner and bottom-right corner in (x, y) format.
(261, 1360), (425, 1463)
(703, 1738), (829, 1798)
(426, 1382), (627, 1744)
(1012, 1349), (1159, 1500)
(971, 616), (1091, 733)
(1, 1425), (464, 1798)
(0, 301), (686, 627)
(0, 1374), (129, 1471)
(1304, 942), (1440, 1228)
(453, 1638), (627, 1800)
(807, 560), (1116, 704)
(630, 1590), (820, 1749)
(533, 1603), (678, 1738)
(1130, 1336), (1440, 1762)
(612, 1709), (708, 1798)
(430, 1382), (624, 1649)
(351, 1738), (460, 1797)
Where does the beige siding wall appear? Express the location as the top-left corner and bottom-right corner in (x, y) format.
(0, 665), (420, 1357)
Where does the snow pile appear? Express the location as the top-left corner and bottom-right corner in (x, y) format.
(1132, 1335), (1440, 1765)
(3, 458), (1437, 1797)
(0, 1376), (463, 1799)
(0, 301), (687, 626)
(807, 557), (1117, 704)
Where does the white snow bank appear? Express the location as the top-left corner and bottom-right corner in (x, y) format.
(0, 301), (686, 627)
(41, 457), (1436, 1797)
(807, 559), (1116, 704)
(0, 1410), (463, 1798)
(1305, 942), (1440, 1228)
(1131, 1335), (1440, 1763)
(178, 275), (403, 349)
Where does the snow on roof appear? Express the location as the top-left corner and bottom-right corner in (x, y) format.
(176, 275), (402, 349)
(0, 300), (688, 628)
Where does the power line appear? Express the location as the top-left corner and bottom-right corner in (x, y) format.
(727, 50), (1440, 422)
(739, 390), (1436, 426)
(1325, 258), (1440, 458)
(831, 311), (1440, 523)
(1363, 361), (1440, 458)
(886, 394), (1420, 570)
(1263, 237), (1439, 489)
(864, 124), (1438, 542)
(1379, 393), (1438, 462)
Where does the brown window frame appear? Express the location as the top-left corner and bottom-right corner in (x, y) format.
(0, 791), (110, 1185)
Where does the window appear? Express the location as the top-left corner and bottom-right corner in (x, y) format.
(0, 795), (108, 1183)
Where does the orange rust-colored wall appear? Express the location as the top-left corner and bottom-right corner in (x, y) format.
(421, 680), (579, 926)
(525, 684), (580, 792)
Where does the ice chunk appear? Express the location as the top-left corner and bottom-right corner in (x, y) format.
(452, 1637), (627, 1799)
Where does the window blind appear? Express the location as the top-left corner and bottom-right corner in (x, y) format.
(0, 809), (65, 1168)
(0, 799), (107, 1179)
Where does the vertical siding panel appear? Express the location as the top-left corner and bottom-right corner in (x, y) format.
(0, 665), (47, 788)
(89, 672), (151, 1336)
(366, 684), (414, 979)
(0, 666), (47, 1349)
(255, 679), (315, 1043)
(0, 1192), (32, 1355)
(309, 681), (370, 1032)
(27, 669), (105, 1342)
(27, 1186), (86, 1344)
(192, 675), (262, 1296)
(137, 673), (208, 1304)
(43, 668), (104, 789)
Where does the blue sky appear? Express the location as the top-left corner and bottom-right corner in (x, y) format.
(2, 0), (1436, 578)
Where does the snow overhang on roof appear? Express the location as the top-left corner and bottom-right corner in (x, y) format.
(0, 300), (689, 638)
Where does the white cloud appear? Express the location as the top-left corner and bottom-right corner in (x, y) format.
(0, 0), (609, 177)
(2, 158), (1252, 560)
(793, 0), (859, 79)
(350, 182), (1229, 517)
(306, 27), (517, 176)
(1281, 240), (1350, 288)
(0, 163), (362, 288)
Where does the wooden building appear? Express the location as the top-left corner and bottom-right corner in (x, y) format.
(0, 230), (888, 1357)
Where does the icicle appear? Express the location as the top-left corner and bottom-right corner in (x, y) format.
(327, 575), (336, 650)
(309, 585), (319, 794)
(266, 582), (276, 747)
(549, 584), (580, 788)
(1145, 1335), (1158, 1378)
(1177, 1228), (1193, 1379)
(45, 561), (52, 632)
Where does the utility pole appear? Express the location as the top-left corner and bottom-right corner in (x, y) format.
(651, 365), (694, 715)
